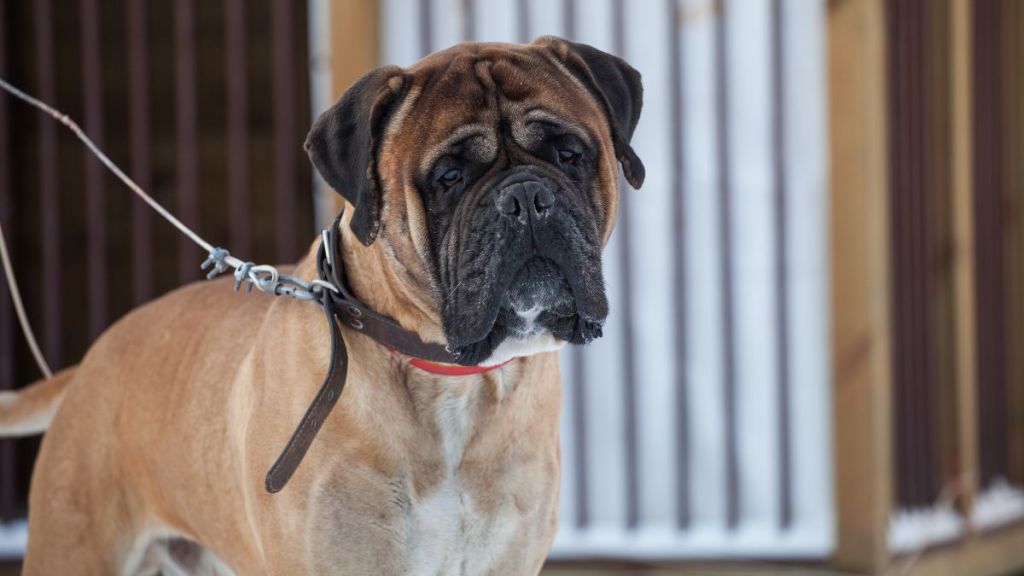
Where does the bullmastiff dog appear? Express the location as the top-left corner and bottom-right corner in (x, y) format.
(0, 37), (644, 574)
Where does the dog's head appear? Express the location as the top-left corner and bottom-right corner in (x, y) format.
(305, 37), (644, 366)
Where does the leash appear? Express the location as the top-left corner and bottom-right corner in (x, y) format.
(0, 77), (333, 302)
(264, 220), (464, 492)
(0, 220), (52, 379)
(0, 77), (498, 494)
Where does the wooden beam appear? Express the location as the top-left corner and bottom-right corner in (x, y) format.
(905, 523), (1024, 576)
(828, 0), (892, 571)
(950, 0), (978, 528)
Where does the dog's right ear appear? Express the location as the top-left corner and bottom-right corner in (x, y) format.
(305, 66), (408, 246)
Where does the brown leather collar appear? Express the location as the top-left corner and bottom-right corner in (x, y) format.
(264, 217), (459, 493)
(317, 220), (457, 364)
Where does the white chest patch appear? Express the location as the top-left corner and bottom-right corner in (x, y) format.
(404, 389), (520, 575)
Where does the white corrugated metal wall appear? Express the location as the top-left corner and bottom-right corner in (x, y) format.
(381, 0), (831, 559)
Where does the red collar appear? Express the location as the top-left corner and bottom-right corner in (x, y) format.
(404, 355), (515, 376)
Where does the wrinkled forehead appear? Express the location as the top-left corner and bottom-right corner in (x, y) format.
(389, 43), (608, 172)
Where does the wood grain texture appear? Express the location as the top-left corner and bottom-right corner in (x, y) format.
(828, 0), (893, 571)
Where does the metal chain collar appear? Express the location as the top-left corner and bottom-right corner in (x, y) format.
(200, 230), (340, 303)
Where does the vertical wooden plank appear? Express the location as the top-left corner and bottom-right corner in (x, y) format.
(427, 0), (462, 53)
(1002, 0), (1024, 487)
(271, 0), (298, 262)
(81, 0), (107, 338)
(225, 0), (251, 257)
(329, 1), (379, 100)
(175, 0), (201, 282)
(0, 0), (16, 522)
(727, 0), (782, 532)
(973, 0), (1008, 490)
(526, 0), (564, 39)
(35, 0), (61, 367)
(829, 0), (893, 570)
(624, 0), (677, 532)
(951, 0), (978, 525)
(887, 0), (910, 509)
(928, 0), (960, 510)
(474, 0), (516, 43)
(328, 0), (379, 220)
(572, 0), (627, 531)
(127, 0), (154, 303)
(782, 0), (831, 544)
(683, 0), (728, 533)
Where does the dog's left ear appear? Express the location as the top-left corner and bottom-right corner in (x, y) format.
(536, 36), (645, 189)
(305, 66), (408, 245)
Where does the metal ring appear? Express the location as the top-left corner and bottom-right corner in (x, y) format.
(310, 279), (339, 293)
(347, 305), (362, 317)
(349, 318), (364, 330)
(321, 229), (333, 268)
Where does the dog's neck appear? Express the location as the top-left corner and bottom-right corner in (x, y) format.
(291, 219), (563, 372)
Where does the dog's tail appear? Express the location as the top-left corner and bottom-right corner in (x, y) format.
(0, 366), (76, 437)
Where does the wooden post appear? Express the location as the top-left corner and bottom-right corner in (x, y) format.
(950, 0), (978, 530)
(828, 0), (892, 572)
(318, 0), (380, 217)
(329, 0), (379, 98)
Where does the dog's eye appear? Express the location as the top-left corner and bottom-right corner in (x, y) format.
(557, 149), (581, 165)
(438, 168), (462, 188)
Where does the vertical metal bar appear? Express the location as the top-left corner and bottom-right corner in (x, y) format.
(225, 0), (251, 257)
(419, 0), (433, 56)
(714, 0), (739, 529)
(463, 0), (475, 41)
(770, 0), (792, 528)
(127, 0), (154, 303)
(81, 0), (107, 338)
(0, 0), (16, 522)
(36, 0), (61, 367)
(517, 0), (530, 44)
(611, 0), (639, 530)
(563, 0), (575, 40)
(175, 0), (201, 282)
(668, 0), (689, 530)
(271, 0), (298, 262)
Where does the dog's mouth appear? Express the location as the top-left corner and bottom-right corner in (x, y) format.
(496, 257), (578, 336)
(443, 254), (607, 366)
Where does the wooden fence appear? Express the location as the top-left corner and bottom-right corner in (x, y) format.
(0, 0), (315, 525)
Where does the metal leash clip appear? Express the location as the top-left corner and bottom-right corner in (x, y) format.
(202, 247), (339, 302)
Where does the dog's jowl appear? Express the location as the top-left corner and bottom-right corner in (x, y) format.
(0, 37), (644, 575)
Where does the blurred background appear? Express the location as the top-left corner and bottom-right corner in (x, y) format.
(0, 0), (1022, 574)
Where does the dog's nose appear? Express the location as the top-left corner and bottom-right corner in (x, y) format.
(497, 180), (556, 223)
